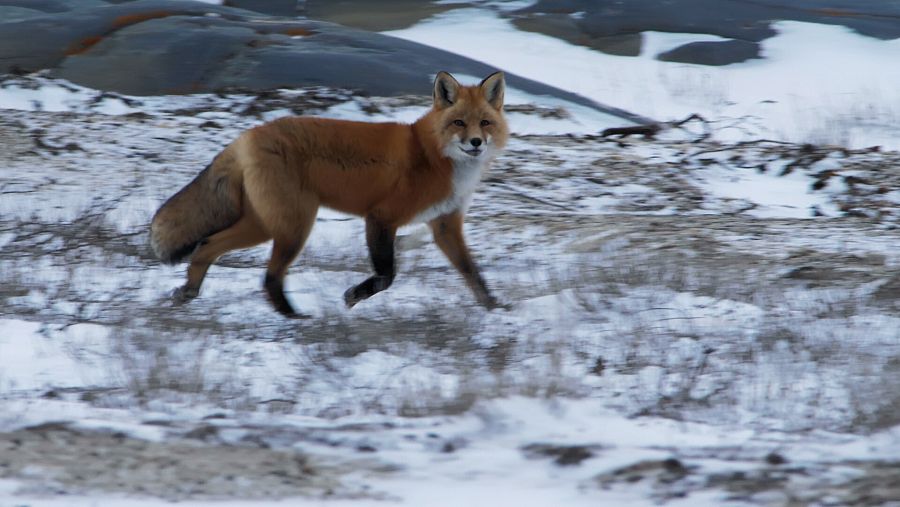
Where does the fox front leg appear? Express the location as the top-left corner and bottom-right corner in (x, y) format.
(344, 217), (397, 308)
(429, 211), (506, 310)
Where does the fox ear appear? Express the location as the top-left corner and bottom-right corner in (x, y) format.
(480, 71), (505, 110)
(433, 71), (460, 109)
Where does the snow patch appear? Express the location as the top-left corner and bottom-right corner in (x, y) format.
(386, 10), (900, 149)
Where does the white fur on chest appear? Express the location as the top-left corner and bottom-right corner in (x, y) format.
(411, 154), (491, 224)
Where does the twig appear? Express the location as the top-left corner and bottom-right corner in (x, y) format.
(600, 113), (710, 141)
(601, 124), (661, 138)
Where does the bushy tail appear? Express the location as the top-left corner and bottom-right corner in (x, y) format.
(149, 162), (242, 264)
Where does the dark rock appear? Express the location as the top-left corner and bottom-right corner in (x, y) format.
(530, 0), (900, 39)
(0, 0), (244, 76)
(0, 0), (105, 13)
(302, 0), (454, 32)
(657, 39), (761, 66)
(224, 0), (299, 17)
(590, 33), (643, 57)
(55, 16), (263, 95)
(513, 0), (779, 44)
(511, 0), (900, 65)
(0, 0), (649, 124)
(511, 14), (643, 56)
(0, 6), (49, 21)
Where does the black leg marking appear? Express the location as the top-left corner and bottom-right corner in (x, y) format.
(344, 275), (394, 308)
(172, 285), (199, 305)
(345, 219), (396, 308)
(264, 238), (311, 319)
(264, 273), (307, 319)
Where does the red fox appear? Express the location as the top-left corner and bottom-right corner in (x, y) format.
(150, 71), (509, 318)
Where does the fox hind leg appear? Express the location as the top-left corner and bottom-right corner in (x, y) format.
(175, 211), (269, 304)
(344, 218), (397, 308)
(259, 195), (319, 318)
(264, 238), (308, 318)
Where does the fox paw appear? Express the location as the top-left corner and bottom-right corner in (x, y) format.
(171, 286), (199, 305)
(484, 297), (513, 311)
(343, 287), (362, 309)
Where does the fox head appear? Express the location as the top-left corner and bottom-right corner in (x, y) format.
(431, 71), (509, 163)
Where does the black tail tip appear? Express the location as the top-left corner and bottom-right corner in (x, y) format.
(153, 241), (197, 265)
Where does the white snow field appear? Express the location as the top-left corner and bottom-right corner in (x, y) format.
(2, 4), (900, 506)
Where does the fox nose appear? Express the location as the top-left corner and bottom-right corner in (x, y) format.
(470, 138), (483, 147)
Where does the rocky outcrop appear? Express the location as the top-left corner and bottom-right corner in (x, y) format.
(509, 0), (900, 65)
(0, 0), (647, 123)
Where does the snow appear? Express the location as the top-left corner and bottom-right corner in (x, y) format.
(385, 9), (900, 149)
(3, 395), (898, 506)
(0, 81), (88, 112)
(0, 319), (111, 392)
(697, 160), (839, 218)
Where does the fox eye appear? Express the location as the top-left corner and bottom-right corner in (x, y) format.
(480, 120), (491, 127)
(453, 119), (465, 127)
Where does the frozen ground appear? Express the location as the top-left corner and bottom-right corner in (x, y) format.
(1, 70), (900, 506)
